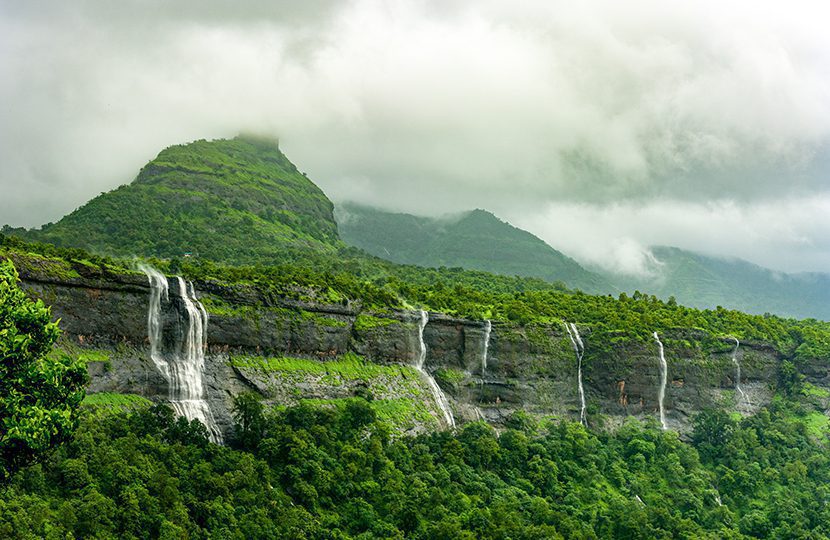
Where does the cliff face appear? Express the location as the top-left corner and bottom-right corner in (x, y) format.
(14, 255), (827, 438)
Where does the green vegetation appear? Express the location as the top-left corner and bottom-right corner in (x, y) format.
(230, 354), (435, 432)
(299, 309), (349, 327)
(298, 397), (436, 431)
(14, 136), (341, 263)
(199, 295), (259, 319)
(434, 367), (466, 385)
(3, 134), (830, 537)
(353, 313), (400, 331)
(81, 392), (151, 411)
(5, 230), (830, 366)
(2, 251), (81, 281)
(0, 260), (87, 480)
(230, 352), (415, 380)
(2, 395), (830, 538)
(338, 204), (611, 293)
(75, 349), (110, 364)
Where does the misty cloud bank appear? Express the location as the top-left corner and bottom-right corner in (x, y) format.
(1, 0), (829, 273)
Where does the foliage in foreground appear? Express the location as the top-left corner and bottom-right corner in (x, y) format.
(0, 260), (87, 480)
(1, 395), (829, 539)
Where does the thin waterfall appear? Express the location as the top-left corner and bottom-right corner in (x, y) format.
(481, 320), (492, 376)
(732, 337), (747, 407)
(140, 266), (223, 443)
(416, 310), (455, 429)
(653, 331), (668, 430)
(139, 264), (170, 380)
(172, 277), (223, 444)
(474, 406), (485, 422)
(565, 322), (587, 426)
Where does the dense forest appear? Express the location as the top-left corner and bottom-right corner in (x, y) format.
(3, 133), (830, 538)
(2, 392), (830, 539)
(336, 205), (610, 294)
(3, 233), (830, 537)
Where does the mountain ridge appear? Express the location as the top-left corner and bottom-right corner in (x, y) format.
(605, 245), (830, 320)
(337, 203), (613, 294)
(337, 204), (830, 320)
(8, 135), (829, 320)
(16, 135), (341, 264)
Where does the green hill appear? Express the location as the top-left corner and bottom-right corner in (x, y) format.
(336, 204), (613, 294)
(606, 246), (830, 320)
(14, 135), (829, 320)
(21, 136), (340, 263)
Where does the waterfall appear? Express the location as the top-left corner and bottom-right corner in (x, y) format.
(139, 264), (170, 380)
(481, 320), (492, 376)
(564, 322), (587, 426)
(732, 337), (747, 407)
(416, 310), (455, 429)
(653, 331), (668, 430)
(474, 406), (485, 422)
(140, 266), (223, 443)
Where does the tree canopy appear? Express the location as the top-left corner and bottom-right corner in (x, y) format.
(0, 259), (87, 479)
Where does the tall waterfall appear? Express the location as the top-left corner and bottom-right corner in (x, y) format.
(140, 266), (223, 443)
(481, 320), (492, 376)
(416, 310), (455, 429)
(140, 265), (170, 380)
(653, 331), (668, 430)
(732, 337), (747, 407)
(565, 322), (588, 426)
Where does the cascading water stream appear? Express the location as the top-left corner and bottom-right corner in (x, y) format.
(653, 331), (668, 430)
(139, 264), (170, 380)
(564, 322), (587, 426)
(140, 266), (223, 443)
(481, 320), (492, 376)
(732, 337), (747, 407)
(416, 310), (455, 429)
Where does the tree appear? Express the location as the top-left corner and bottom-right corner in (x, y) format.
(0, 259), (87, 478)
(231, 391), (265, 449)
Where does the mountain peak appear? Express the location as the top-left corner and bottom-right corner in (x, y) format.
(25, 137), (340, 263)
(336, 204), (612, 293)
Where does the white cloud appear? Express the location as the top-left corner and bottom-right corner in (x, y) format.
(1, 0), (829, 271)
(512, 196), (830, 274)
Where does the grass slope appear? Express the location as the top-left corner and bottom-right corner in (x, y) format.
(337, 204), (613, 294)
(21, 135), (341, 263)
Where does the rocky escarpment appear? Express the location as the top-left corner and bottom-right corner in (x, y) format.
(12, 253), (830, 438)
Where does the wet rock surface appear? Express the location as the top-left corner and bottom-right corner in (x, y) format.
(18, 268), (822, 438)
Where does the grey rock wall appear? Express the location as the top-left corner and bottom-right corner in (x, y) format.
(15, 262), (819, 438)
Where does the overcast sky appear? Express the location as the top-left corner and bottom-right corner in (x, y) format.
(2, 0), (830, 274)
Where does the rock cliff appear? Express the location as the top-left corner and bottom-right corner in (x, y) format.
(12, 253), (828, 439)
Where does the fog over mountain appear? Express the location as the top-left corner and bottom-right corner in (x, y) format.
(2, 0), (829, 273)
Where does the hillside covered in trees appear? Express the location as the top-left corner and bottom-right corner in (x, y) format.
(2, 135), (830, 539)
(337, 204), (611, 294)
(8, 136), (340, 264)
(2, 390), (830, 538)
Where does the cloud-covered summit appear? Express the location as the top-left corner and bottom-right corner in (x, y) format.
(2, 0), (829, 272)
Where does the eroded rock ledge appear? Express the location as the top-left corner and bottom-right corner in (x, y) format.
(15, 257), (828, 438)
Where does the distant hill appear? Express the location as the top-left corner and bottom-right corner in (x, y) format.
(605, 246), (830, 320)
(18, 136), (341, 263)
(11, 134), (829, 320)
(336, 204), (613, 294)
(336, 204), (830, 320)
